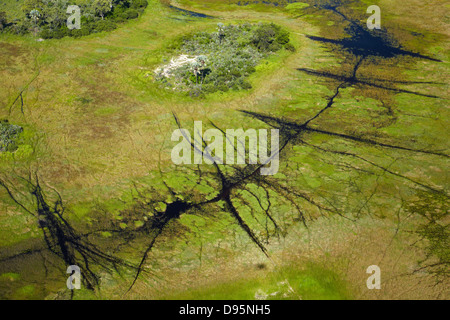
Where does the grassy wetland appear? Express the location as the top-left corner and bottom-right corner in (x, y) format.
(0, 0), (448, 300)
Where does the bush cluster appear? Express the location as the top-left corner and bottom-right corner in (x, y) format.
(0, 120), (23, 153)
(40, 18), (119, 39)
(1, 0), (148, 39)
(156, 23), (294, 96)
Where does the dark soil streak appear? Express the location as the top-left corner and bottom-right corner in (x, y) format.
(0, 174), (130, 291)
(297, 68), (443, 99)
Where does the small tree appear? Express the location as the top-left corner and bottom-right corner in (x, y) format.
(29, 9), (40, 36)
(45, 0), (69, 30)
(217, 23), (225, 44)
(191, 55), (208, 84)
(21, 0), (44, 15)
(93, 0), (112, 20)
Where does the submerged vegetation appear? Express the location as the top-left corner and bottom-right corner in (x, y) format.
(155, 22), (294, 95)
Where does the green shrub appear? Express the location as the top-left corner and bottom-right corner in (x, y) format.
(113, 14), (126, 23)
(284, 43), (296, 52)
(240, 81), (252, 90)
(268, 41), (282, 52)
(0, 11), (7, 31)
(130, 0), (148, 9)
(39, 28), (54, 39)
(6, 20), (29, 35)
(217, 84), (229, 92)
(1, 0), (146, 37)
(80, 27), (92, 37)
(94, 20), (117, 32)
(0, 120), (23, 153)
(70, 28), (85, 38)
(119, 12), (129, 20)
(251, 23), (290, 52)
(125, 9), (139, 19)
(276, 29), (290, 45)
(52, 28), (68, 39)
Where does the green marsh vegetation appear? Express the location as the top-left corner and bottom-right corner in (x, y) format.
(0, 119), (23, 152)
(0, 0), (149, 38)
(0, 0), (448, 300)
